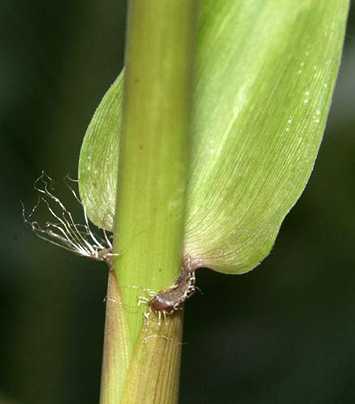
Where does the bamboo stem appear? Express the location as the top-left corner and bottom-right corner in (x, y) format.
(100, 1), (198, 403)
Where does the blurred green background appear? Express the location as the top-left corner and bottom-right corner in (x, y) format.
(1, 2), (354, 403)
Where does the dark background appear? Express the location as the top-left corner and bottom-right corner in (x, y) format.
(1, 2), (354, 403)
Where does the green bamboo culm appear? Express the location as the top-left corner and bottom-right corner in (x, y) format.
(100, 2), (198, 404)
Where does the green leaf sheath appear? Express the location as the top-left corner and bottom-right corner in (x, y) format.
(120, 315), (183, 404)
(79, 1), (349, 275)
(99, 272), (129, 403)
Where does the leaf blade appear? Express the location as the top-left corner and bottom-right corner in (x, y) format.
(78, 0), (349, 274)
(185, 0), (349, 273)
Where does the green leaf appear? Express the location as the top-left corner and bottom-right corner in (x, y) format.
(79, 0), (349, 274)
(78, 75), (123, 230)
